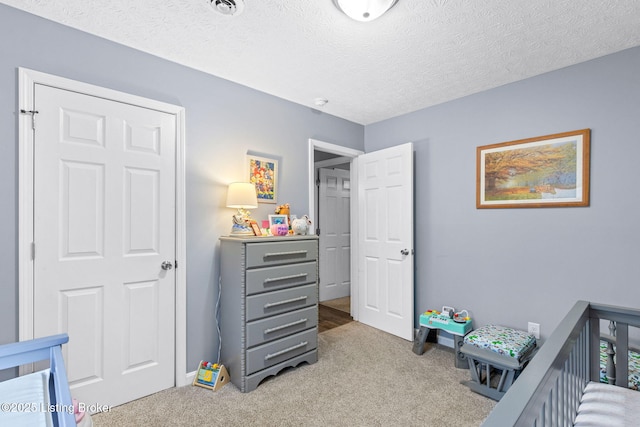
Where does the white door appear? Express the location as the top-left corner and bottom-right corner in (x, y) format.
(357, 143), (414, 340)
(32, 84), (176, 407)
(319, 168), (351, 302)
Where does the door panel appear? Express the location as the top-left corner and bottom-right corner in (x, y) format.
(123, 280), (160, 372)
(125, 168), (160, 254)
(357, 143), (414, 340)
(319, 168), (351, 301)
(61, 287), (104, 387)
(33, 84), (176, 407)
(60, 161), (105, 258)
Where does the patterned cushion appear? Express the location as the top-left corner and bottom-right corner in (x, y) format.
(464, 325), (537, 360)
(599, 341), (640, 391)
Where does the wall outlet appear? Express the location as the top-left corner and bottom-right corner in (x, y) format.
(528, 322), (540, 339)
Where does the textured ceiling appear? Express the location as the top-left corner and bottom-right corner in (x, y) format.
(3, 0), (640, 125)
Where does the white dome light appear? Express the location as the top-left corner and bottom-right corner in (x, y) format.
(333, 0), (398, 22)
(207, 0), (245, 17)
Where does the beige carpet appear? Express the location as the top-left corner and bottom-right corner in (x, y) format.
(320, 296), (350, 314)
(93, 322), (495, 426)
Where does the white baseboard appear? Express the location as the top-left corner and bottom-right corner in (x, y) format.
(184, 370), (197, 386)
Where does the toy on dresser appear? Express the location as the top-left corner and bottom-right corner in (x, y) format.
(291, 215), (312, 235)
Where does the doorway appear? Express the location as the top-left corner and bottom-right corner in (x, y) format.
(308, 139), (415, 341)
(309, 139), (362, 322)
(316, 155), (353, 326)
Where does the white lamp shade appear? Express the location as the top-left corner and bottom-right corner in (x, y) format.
(226, 182), (258, 209)
(333, 0), (398, 22)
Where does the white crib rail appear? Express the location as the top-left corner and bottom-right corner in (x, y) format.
(482, 300), (640, 427)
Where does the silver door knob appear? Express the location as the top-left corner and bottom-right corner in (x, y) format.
(161, 261), (174, 271)
(400, 249), (410, 255)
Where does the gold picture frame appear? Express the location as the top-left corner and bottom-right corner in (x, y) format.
(477, 129), (590, 208)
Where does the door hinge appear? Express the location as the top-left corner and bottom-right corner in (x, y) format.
(31, 242), (35, 260)
(315, 178), (320, 187)
(174, 260), (178, 269)
(20, 109), (39, 130)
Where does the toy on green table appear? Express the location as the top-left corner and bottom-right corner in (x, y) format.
(420, 309), (472, 336)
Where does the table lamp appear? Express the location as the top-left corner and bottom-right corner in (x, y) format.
(226, 182), (258, 235)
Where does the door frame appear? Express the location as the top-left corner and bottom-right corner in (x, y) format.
(17, 67), (189, 387)
(307, 138), (363, 318)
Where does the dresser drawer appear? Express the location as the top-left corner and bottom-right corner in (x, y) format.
(246, 261), (317, 295)
(245, 240), (318, 268)
(246, 284), (317, 321)
(246, 328), (317, 375)
(246, 306), (318, 347)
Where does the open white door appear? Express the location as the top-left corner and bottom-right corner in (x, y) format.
(357, 143), (414, 340)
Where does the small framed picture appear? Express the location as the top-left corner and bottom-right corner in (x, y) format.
(250, 221), (262, 236)
(247, 154), (278, 204)
(268, 214), (289, 227)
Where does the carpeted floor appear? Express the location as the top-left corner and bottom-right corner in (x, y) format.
(93, 322), (495, 426)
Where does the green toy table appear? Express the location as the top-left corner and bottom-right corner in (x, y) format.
(412, 310), (473, 368)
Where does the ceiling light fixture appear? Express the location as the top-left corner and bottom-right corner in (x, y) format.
(332, 0), (398, 22)
(207, 0), (245, 17)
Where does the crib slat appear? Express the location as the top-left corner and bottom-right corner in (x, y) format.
(569, 333), (577, 427)
(589, 316), (600, 382)
(616, 322), (629, 388)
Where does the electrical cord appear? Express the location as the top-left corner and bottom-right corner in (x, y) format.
(216, 275), (222, 363)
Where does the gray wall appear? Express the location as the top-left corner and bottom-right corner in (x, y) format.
(3, 2), (639, 374)
(365, 46), (640, 341)
(0, 4), (364, 372)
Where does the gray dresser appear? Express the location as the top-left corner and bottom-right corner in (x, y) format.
(219, 235), (319, 392)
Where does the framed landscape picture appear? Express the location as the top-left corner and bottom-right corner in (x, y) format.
(247, 154), (277, 204)
(477, 129), (590, 208)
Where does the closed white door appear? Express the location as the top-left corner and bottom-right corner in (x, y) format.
(32, 84), (176, 407)
(319, 167), (351, 302)
(357, 143), (414, 340)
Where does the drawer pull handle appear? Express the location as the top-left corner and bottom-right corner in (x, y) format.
(263, 250), (308, 258)
(265, 341), (308, 361)
(264, 273), (308, 284)
(264, 296), (308, 309)
(264, 318), (308, 334)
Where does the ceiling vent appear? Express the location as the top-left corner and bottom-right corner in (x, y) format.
(207, 0), (245, 16)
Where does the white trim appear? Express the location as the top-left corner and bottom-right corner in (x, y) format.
(17, 67), (188, 387)
(185, 370), (197, 386)
(350, 156), (360, 320)
(314, 156), (351, 169)
(18, 69), (36, 348)
(174, 107), (188, 386)
(308, 138), (363, 320)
